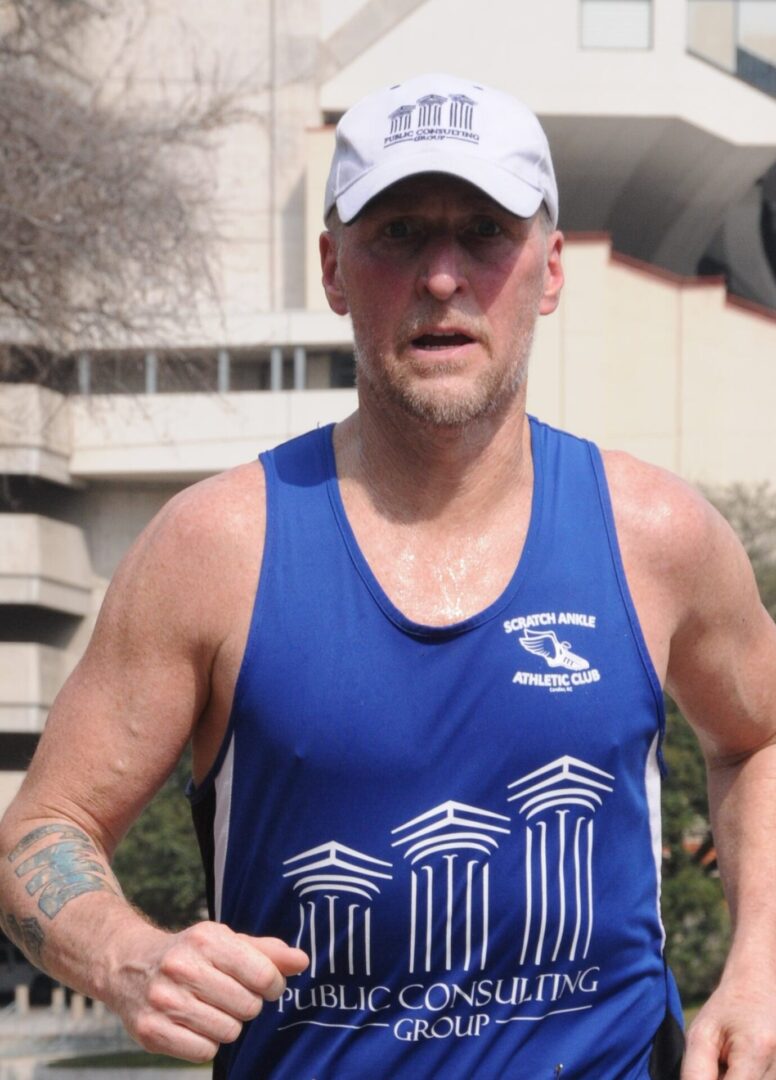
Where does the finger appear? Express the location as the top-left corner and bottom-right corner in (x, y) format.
(187, 925), (297, 1002)
(133, 1006), (220, 1064)
(720, 1037), (776, 1080)
(249, 936), (310, 977)
(175, 923), (281, 1000)
(682, 1020), (724, 1080)
(159, 952), (266, 1023)
(225, 936), (307, 1002)
(146, 980), (247, 1047)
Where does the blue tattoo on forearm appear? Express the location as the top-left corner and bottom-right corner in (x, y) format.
(8, 824), (116, 919)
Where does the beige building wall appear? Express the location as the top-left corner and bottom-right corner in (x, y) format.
(529, 241), (776, 485)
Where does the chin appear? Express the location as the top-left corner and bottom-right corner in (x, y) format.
(400, 364), (529, 427)
(393, 380), (518, 427)
(356, 347), (528, 428)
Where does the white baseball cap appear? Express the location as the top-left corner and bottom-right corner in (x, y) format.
(324, 73), (558, 227)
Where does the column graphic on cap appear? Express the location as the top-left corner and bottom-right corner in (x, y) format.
(417, 94), (447, 128)
(449, 94), (476, 130)
(389, 104), (415, 136)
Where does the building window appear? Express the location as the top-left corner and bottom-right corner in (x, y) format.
(687, 1), (776, 98)
(580, 0), (653, 49)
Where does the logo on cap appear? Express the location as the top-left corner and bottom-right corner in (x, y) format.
(385, 91), (479, 149)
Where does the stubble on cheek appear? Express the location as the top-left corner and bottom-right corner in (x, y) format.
(352, 304), (539, 429)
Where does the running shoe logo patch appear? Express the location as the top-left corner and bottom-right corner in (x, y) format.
(503, 612), (601, 692)
(519, 629), (590, 671)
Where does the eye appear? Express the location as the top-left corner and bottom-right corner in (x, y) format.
(467, 217), (503, 238)
(383, 219), (417, 240)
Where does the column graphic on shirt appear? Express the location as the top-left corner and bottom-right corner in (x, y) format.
(391, 801), (512, 974)
(507, 757), (615, 966)
(283, 842), (393, 978)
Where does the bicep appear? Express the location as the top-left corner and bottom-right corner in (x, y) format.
(13, 502), (215, 855)
(665, 508), (776, 764)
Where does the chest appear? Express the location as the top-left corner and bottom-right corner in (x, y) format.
(360, 526), (530, 626)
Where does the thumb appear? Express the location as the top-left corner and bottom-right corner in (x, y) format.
(242, 935), (309, 976)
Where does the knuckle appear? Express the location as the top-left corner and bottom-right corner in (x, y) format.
(220, 1017), (244, 1045)
(253, 959), (280, 997)
(159, 950), (192, 983)
(146, 981), (179, 1014)
(261, 976), (285, 1002)
(132, 1010), (165, 1049)
(185, 920), (218, 950)
(236, 994), (264, 1022)
(750, 1032), (776, 1060)
(686, 1017), (716, 1046)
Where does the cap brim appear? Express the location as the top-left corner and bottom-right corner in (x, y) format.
(335, 151), (545, 224)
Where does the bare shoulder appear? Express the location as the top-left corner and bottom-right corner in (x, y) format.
(603, 450), (776, 758)
(103, 459), (266, 639)
(130, 459), (266, 573)
(599, 448), (739, 639)
(600, 449), (720, 580)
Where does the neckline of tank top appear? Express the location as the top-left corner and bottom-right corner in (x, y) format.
(320, 419), (545, 640)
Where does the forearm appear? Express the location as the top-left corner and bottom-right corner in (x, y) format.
(0, 811), (162, 1003)
(706, 740), (776, 971)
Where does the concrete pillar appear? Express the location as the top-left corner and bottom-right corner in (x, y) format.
(70, 993), (86, 1019)
(51, 985), (66, 1013)
(217, 349), (231, 393)
(14, 984), (29, 1014)
(77, 353), (91, 395)
(270, 346), (283, 392)
(293, 345), (307, 390)
(145, 351), (158, 394)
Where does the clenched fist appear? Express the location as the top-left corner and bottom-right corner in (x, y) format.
(105, 920), (308, 1062)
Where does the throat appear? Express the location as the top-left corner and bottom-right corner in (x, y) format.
(356, 521), (531, 628)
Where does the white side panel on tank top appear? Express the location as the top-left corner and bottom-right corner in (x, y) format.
(213, 735), (236, 923)
(644, 730), (666, 947)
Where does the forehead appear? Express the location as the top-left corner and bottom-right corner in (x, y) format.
(356, 173), (524, 221)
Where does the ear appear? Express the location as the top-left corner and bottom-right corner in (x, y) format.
(539, 230), (564, 316)
(320, 230), (349, 317)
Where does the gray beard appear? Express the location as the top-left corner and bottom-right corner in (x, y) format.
(354, 328), (535, 429)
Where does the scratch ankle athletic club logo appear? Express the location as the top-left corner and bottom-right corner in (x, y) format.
(503, 611), (602, 692)
(385, 89), (480, 148)
(276, 758), (615, 1043)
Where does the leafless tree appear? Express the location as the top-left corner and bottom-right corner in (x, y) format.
(0, 0), (248, 383)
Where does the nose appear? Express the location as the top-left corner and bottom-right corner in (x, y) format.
(416, 236), (466, 302)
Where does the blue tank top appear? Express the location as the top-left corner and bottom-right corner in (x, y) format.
(190, 417), (682, 1079)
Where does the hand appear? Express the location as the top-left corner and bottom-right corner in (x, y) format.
(682, 979), (776, 1079)
(106, 921), (308, 1063)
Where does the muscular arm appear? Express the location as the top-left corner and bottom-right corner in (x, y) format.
(607, 453), (776, 1079)
(0, 464), (307, 1062)
(666, 501), (776, 1079)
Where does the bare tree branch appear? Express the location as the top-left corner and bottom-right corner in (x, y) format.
(0, 0), (255, 381)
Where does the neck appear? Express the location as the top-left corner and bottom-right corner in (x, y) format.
(334, 387), (532, 527)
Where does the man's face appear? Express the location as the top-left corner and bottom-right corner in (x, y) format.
(320, 174), (564, 428)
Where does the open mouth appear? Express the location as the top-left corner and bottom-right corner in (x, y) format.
(412, 332), (474, 350)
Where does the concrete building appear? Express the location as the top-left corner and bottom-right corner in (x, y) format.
(0, 0), (775, 813)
